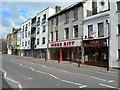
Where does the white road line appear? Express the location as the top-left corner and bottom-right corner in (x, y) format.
(108, 80), (115, 83)
(34, 70), (49, 75)
(42, 65), (47, 68)
(99, 83), (117, 88)
(79, 85), (87, 88)
(1, 69), (22, 89)
(50, 74), (59, 80)
(90, 76), (106, 82)
(30, 67), (34, 71)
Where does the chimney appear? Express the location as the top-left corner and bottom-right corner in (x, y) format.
(55, 6), (61, 13)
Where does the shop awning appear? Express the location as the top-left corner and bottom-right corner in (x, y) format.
(14, 46), (21, 50)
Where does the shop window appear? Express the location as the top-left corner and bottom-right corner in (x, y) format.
(22, 34), (24, 39)
(73, 8), (78, 20)
(88, 25), (93, 38)
(119, 49), (120, 59)
(37, 38), (39, 45)
(56, 30), (58, 41)
(65, 28), (69, 39)
(43, 26), (46, 33)
(65, 12), (69, 24)
(118, 24), (120, 34)
(51, 32), (53, 41)
(117, 1), (120, 10)
(74, 25), (78, 38)
(25, 41), (27, 46)
(42, 37), (45, 44)
(98, 22), (104, 37)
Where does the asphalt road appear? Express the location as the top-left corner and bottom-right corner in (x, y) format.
(1, 54), (119, 89)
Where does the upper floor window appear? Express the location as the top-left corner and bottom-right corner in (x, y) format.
(88, 25), (93, 38)
(22, 42), (24, 47)
(117, 1), (120, 10)
(42, 14), (46, 24)
(56, 17), (58, 26)
(65, 28), (69, 39)
(42, 37), (45, 44)
(56, 30), (58, 41)
(29, 22), (30, 26)
(28, 40), (30, 45)
(28, 31), (30, 37)
(43, 26), (46, 33)
(118, 49), (120, 59)
(25, 24), (28, 31)
(22, 26), (24, 33)
(37, 28), (40, 34)
(65, 12), (69, 24)
(22, 34), (24, 39)
(43, 14), (46, 20)
(98, 22), (104, 37)
(25, 41), (27, 46)
(51, 32), (53, 41)
(37, 38), (39, 45)
(51, 19), (53, 26)
(74, 25), (78, 38)
(92, 1), (97, 15)
(25, 32), (27, 38)
(118, 24), (120, 34)
(73, 8), (78, 20)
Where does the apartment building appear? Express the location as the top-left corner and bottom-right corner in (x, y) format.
(7, 33), (12, 54)
(83, 0), (110, 67)
(109, 0), (120, 68)
(48, 2), (84, 63)
(20, 19), (32, 56)
(35, 7), (55, 59)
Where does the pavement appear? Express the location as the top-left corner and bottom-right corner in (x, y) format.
(1, 54), (120, 89)
(12, 54), (119, 75)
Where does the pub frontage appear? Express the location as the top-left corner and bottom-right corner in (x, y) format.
(48, 39), (83, 63)
(83, 38), (108, 67)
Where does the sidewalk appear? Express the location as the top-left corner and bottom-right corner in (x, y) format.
(12, 55), (119, 75)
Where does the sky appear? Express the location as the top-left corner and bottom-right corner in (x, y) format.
(0, 1), (77, 39)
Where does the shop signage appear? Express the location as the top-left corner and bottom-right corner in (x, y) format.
(49, 39), (81, 48)
(84, 39), (107, 47)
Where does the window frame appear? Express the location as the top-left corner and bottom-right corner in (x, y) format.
(42, 37), (45, 44)
(73, 8), (78, 20)
(88, 25), (93, 38)
(98, 22), (104, 37)
(51, 32), (53, 41)
(74, 25), (78, 38)
(37, 38), (39, 45)
(65, 12), (69, 24)
(117, 1), (120, 10)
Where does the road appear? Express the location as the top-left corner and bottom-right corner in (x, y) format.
(1, 54), (119, 89)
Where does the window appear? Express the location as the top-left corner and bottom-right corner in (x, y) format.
(25, 41), (27, 46)
(28, 40), (30, 45)
(51, 19), (53, 26)
(88, 25), (93, 38)
(37, 38), (39, 45)
(42, 14), (46, 24)
(29, 22), (30, 26)
(92, 1), (97, 15)
(25, 24), (27, 31)
(22, 26), (24, 33)
(37, 17), (40, 26)
(98, 22), (104, 37)
(118, 24), (120, 34)
(51, 32), (53, 41)
(118, 49), (120, 59)
(22, 34), (24, 39)
(37, 28), (40, 34)
(56, 30), (58, 41)
(22, 42), (24, 47)
(73, 8), (78, 20)
(42, 37), (45, 44)
(65, 28), (69, 39)
(43, 14), (46, 20)
(56, 17), (58, 26)
(65, 12), (69, 24)
(117, 1), (120, 10)
(28, 31), (30, 37)
(74, 25), (78, 38)
(25, 32), (27, 38)
(43, 26), (46, 33)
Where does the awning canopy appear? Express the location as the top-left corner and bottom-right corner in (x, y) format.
(14, 46), (21, 50)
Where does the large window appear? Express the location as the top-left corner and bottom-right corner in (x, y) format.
(43, 26), (46, 33)
(118, 24), (120, 34)
(118, 49), (120, 59)
(56, 30), (58, 41)
(98, 22), (104, 37)
(37, 38), (39, 45)
(117, 1), (120, 10)
(73, 8), (78, 20)
(65, 28), (69, 39)
(65, 12), (69, 24)
(88, 25), (93, 38)
(51, 32), (53, 41)
(42, 37), (45, 44)
(74, 25), (78, 38)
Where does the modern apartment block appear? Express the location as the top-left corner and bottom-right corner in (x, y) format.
(48, 2), (84, 63)
(20, 19), (32, 56)
(34, 7), (55, 59)
(83, 0), (110, 67)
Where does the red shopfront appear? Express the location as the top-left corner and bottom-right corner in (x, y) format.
(83, 38), (108, 67)
(48, 39), (83, 63)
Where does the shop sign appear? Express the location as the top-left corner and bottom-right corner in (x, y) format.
(84, 39), (107, 47)
(49, 39), (81, 48)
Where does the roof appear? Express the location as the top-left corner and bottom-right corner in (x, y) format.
(48, 2), (83, 19)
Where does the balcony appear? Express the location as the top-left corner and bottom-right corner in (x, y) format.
(31, 23), (36, 28)
(31, 33), (36, 38)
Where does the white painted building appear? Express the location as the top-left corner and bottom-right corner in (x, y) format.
(34, 7), (55, 59)
(20, 19), (32, 56)
(109, 0), (120, 68)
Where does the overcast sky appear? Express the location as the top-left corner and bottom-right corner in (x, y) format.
(0, 1), (76, 39)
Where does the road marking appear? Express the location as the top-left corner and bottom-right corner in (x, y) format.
(1, 69), (22, 89)
(50, 74), (59, 80)
(108, 80), (115, 83)
(79, 85), (87, 88)
(34, 70), (49, 75)
(42, 65), (47, 68)
(99, 83), (117, 88)
(31, 67), (34, 71)
(90, 76), (106, 82)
